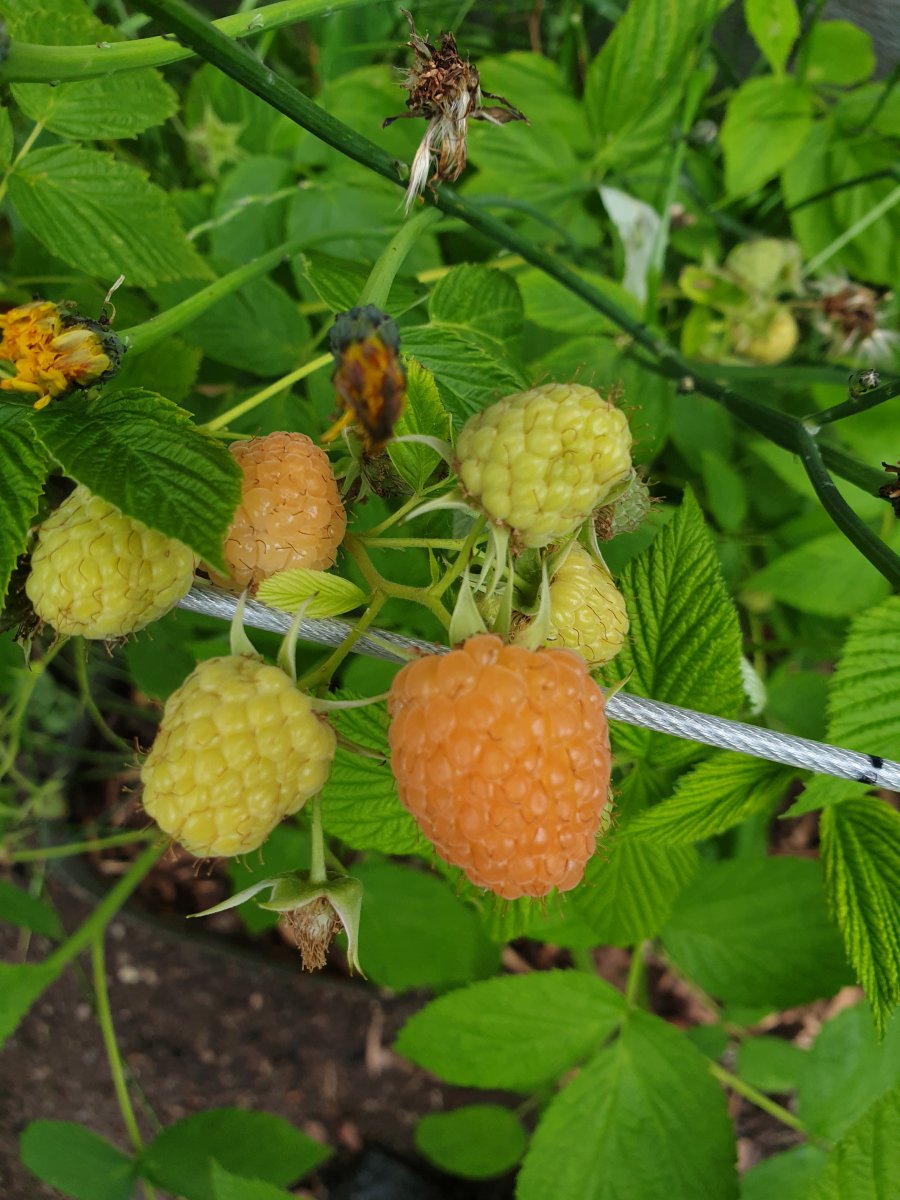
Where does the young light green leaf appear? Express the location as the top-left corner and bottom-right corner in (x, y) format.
(782, 775), (870, 819)
(573, 838), (698, 945)
(803, 21), (875, 87)
(662, 857), (852, 1008)
(721, 77), (813, 198)
(255, 569), (366, 618)
(352, 860), (498, 992)
(0, 107), (13, 167)
(395, 971), (626, 1091)
(821, 796), (900, 1036)
(825, 596), (900, 757)
(0, 407), (49, 602)
(0, 879), (63, 938)
(622, 753), (796, 845)
(744, 0), (800, 74)
(585, 0), (720, 170)
(31, 388), (241, 571)
(141, 1109), (330, 1200)
(518, 1010), (738, 1200)
(21, 1120), (135, 1200)
(415, 1106), (526, 1180)
(596, 489), (744, 770)
(210, 1163), (297, 1200)
(741, 1145), (827, 1200)
(812, 1088), (900, 1200)
(8, 145), (209, 286)
(12, 69), (178, 140)
(797, 1003), (900, 1140)
(428, 264), (524, 343)
(388, 357), (453, 492)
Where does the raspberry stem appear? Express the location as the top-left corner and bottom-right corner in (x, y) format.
(308, 794), (327, 885)
(74, 640), (135, 757)
(358, 206), (444, 310)
(0, 638), (67, 782)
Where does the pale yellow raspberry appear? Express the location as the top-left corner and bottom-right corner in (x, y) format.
(455, 383), (633, 547)
(141, 655), (336, 858)
(541, 545), (629, 666)
(26, 485), (197, 639)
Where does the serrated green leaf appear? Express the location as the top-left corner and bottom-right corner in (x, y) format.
(141, 1109), (330, 1200)
(811, 1088), (900, 1200)
(744, 0), (800, 74)
(662, 857), (852, 1008)
(826, 596), (900, 757)
(573, 837), (698, 945)
(112, 336), (202, 404)
(21, 1121), (135, 1200)
(0, 107), (13, 167)
(32, 389), (241, 570)
(622, 753), (796, 845)
(783, 775), (870, 818)
(804, 21), (875, 87)
(740, 1145), (827, 1200)
(12, 69), (178, 140)
(0, 961), (59, 1049)
(255, 569), (366, 618)
(319, 699), (421, 854)
(736, 1034), (810, 1094)
(210, 1163), (296, 1200)
(797, 1003), (900, 1140)
(210, 156), (295, 270)
(584, 0), (719, 169)
(783, 120), (900, 287)
(395, 971), (626, 1091)
(8, 145), (209, 286)
(743, 531), (899, 617)
(519, 267), (641, 336)
(518, 1010), (738, 1200)
(353, 860), (498, 992)
(721, 76), (814, 198)
(821, 797), (900, 1036)
(0, 879), (62, 938)
(596, 489), (744, 769)
(294, 250), (426, 316)
(388, 357), (452, 492)
(476, 892), (600, 948)
(0, 407), (49, 603)
(0, 0), (108, 42)
(428, 264), (523, 343)
(400, 325), (528, 427)
(415, 1106), (526, 1180)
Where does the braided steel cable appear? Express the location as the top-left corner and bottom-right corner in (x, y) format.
(178, 585), (900, 792)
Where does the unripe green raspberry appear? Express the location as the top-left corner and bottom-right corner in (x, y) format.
(595, 471), (653, 541)
(728, 306), (798, 365)
(141, 655), (336, 858)
(518, 546), (629, 666)
(455, 383), (632, 548)
(26, 485), (197, 639)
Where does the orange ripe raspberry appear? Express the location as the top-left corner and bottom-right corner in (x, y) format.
(387, 635), (612, 899)
(209, 432), (347, 592)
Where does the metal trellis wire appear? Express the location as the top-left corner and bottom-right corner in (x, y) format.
(178, 585), (900, 793)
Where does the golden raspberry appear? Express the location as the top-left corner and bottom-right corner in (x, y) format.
(26, 485), (197, 639)
(529, 545), (628, 666)
(455, 383), (632, 548)
(387, 635), (612, 899)
(141, 655), (336, 858)
(209, 432), (347, 592)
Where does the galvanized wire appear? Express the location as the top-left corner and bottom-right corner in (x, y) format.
(178, 585), (900, 792)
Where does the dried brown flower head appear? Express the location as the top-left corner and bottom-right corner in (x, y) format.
(384, 9), (527, 213)
(816, 280), (898, 364)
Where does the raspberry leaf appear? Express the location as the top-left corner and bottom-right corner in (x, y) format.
(0, 407), (48, 605)
(401, 325), (527, 426)
(811, 1089), (900, 1200)
(21, 1120), (136, 1200)
(415, 1105), (526, 1180)
(256, 568), (366, 618)
(210, 1163), (296, 1200)
(31, 388), (241, 571)
(517, 1010), (738, 1200)
(388, 357), (453, 492)
(428, 264), (524, 343)
(596, 488), (744, 770)
(395, 971), (626, 1091)
(662, 857), (852, 1008)
(825, 596), (900, 757)
(821, 797), (900, 1037)
(13, 68), (178, 140)
(741, 1145), (827, 1200)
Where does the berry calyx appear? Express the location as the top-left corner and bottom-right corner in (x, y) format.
(141, 654), (336, 858)
(26, 484), (197, 639)
(209, 431), (347, 593)
(454, 383), (633, 548)
(387, 634), (612, 899)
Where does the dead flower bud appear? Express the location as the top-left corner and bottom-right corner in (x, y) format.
(322, 305), (407, 454)
(0, 299), (123, 411)
(879, 462), (900, 518)
(384, 8), (527, 213)
(816, 281), (899, 365)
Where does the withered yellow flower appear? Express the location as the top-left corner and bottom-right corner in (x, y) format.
(0, 299), (123, 410)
